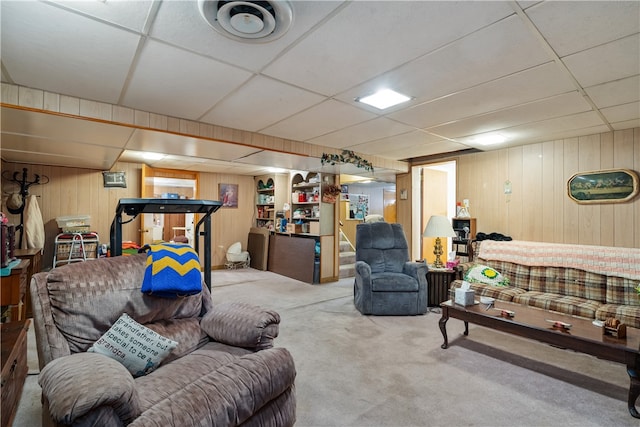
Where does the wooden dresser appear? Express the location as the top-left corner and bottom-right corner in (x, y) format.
(1, 319), (31, 427)
(14, 249), (42, 319)
(0, 259), (30, 322)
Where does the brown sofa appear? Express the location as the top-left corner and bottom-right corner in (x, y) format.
(452, 240), (640, 328)
(31, 254), (296, 427)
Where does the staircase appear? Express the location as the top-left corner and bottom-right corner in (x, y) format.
(338, 231), (356, 279)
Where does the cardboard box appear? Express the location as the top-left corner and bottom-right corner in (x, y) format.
(286, 223), (302, 234)
(455, 288), (475, 306)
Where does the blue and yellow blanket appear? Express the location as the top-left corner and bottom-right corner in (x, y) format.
(141, 243), (202, 298)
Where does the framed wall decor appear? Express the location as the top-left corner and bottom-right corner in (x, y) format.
(567, 168), (638, 204)
(219, 183), (238, 208)
(102, 171), (127, 188)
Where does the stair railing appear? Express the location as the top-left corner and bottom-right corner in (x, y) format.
(339, 229), (355, 252)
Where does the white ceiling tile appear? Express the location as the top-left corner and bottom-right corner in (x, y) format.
(562, 34), (640, 88)
(308, 118), (417, 149)
(122, 39), (253, 119)
(200, 76), (325, 131)
(377, 139), (470, 161)
(150, 1), (344, 71)
(511, 125), (613, 147)
(600, 102), (640, 124)
(427, 92), (592, 139)
(517, 1), (544, 10)
(525, 1), (640, 56)
(263, 1), (514, 95)
(261, 100), (377, 142)
(51, 0), (154, 31)
(458, 111), (606, 148)
(611, 119), (640, 130)
(1, 1), (141, 103)
(389, 62), (575, 128)
(586, 75), (640, 109)
(338, 15), (551, 107)
(2, 1), (638, 173)
(347, 131), (446, 156)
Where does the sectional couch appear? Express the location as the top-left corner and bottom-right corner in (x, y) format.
(453, 240), (640, 328)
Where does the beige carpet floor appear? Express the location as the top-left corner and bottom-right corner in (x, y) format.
(12, 268), (638, 426)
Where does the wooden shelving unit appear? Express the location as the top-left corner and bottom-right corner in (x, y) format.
(254, 174), (288, 231)
(451, 217), (476, 261)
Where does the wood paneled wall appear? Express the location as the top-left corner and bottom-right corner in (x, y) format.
(1, 161), (141, 269)
(456, 128), (640, 248)
(1, 161), (256, 269)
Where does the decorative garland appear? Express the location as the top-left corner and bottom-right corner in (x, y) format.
(321, 150), (374, 172)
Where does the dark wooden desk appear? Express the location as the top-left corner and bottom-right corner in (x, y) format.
(268, 233), (316, 283)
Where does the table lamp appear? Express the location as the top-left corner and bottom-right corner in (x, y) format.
(423, 215), (457, 268)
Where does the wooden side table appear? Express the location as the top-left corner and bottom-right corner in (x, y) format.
(14, 249), (42, 319)
(1, 319), (31, 427)
(0, 259), (30, 322)
(427, 268), (457, 307)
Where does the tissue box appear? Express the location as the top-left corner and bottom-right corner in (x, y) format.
(446, 259), (460, 270)
(455, 288), (475, 306)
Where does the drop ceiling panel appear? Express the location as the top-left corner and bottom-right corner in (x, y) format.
(1, 134), (121, 169)
(585, 75), (640, 109)
(200, 75), (325, 132)
(121, 39), (253, 119)
(426, 92), (593, 139)
(389, 62), (576, 129)
(0, 1), (141, 104)
(376, 139), (469, 161)
(562, 34), (640, 88)
(261, 100), (377, 142)
(525, 1), (640, 56)
(600, 102), (640, 124)
(350, 131), (458, 157)
(51, 0), (154, 31)
(457, 111), (606, 148)
(337, 15), (551, 107)
(125, 129), (261, 161)
(263, 1), (514, 96)
(611, 119), (640, 130)
(150, 1), (345, 71)
(1, 108), (135, 148)
(308, 117), (417, 149)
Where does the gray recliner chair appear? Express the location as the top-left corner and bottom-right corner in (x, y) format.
(354, 222), (428, 315)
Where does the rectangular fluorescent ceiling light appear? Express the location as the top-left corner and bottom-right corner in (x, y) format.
(474, 134), (506, 146)
(144, 152), (164, 160)
(357, 89), (411, 110)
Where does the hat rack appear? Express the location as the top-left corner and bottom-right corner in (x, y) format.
(2, 167), (49, 247)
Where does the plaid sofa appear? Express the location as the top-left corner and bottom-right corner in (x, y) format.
(453, 240), (640, 328)
(31, 254), (296, 427)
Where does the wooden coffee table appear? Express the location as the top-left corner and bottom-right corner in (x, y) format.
(439, 299), (640, 419)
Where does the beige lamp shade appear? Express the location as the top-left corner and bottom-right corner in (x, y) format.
(422, 216), (456, 238)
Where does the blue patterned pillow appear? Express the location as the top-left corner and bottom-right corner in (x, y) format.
(464, 264), (510, 287)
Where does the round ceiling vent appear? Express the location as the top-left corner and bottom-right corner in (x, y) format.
(198, 0), (293, 43)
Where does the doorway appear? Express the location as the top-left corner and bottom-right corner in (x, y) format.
(141, 165), (199, 246)
(411, 161), (456, 263)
